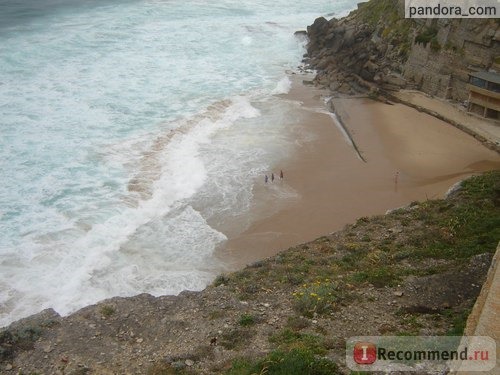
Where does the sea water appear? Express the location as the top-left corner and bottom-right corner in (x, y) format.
(0, 0), (357, 326)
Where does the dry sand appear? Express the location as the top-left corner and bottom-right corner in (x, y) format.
(215, 79), (500, 269)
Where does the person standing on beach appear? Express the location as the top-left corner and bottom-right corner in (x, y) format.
(280, 170), (283, 180)
(265, 174), (268, 184)
(271, 173), (274, 182)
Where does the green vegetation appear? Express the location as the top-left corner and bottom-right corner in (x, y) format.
(351, 266), (400, 288)
(358, 0), (400, 27)
(357, 0), (414, 60)
(442, 308), (472, 336)
(213, 274), (230, 287)
(414, 26), (441, 53)
(292, 279), (342, 317)
(238, 314), (256, 327)
(0, 326), (43, 362)
(226, 348), (339, 375)
(100, 305), (115, 318)
(269, 329), (327, 356)
(398, 172), (500, 260)
(415, 27), (438, 45)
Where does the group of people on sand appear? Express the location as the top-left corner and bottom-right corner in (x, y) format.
(265, 170), (283, 183)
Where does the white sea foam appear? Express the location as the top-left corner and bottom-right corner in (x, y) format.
(0, 0), (359, 327)
(272, 76), (292, 95)
(1, 97), (262, 320)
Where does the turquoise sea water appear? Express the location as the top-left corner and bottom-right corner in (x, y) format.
(0, 0), (357, 326)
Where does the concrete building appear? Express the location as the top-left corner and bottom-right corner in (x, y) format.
(467, 72), (500, 121)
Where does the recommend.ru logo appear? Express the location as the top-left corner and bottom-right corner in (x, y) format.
(347, 336), (496, 372)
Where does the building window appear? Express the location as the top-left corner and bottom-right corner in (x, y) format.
(487, 81), (500, 93)
(470, 76), (487, 88)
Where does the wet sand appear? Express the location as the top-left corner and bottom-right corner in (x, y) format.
(215, 78), (500, 269)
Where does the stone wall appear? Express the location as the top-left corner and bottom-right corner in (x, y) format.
(403, 18), (500, 101)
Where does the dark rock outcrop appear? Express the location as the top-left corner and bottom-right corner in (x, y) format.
(305, 0), (500, 100)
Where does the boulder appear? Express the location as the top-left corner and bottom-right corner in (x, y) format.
(384, 73), (406, 88)
(363, 60), (379, 73)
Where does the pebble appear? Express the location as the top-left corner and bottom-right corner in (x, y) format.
(43, 345), (53, 353)
(312, 320), (318, 324)
(393, 291), (404, 297)
(136, 338), (144, 344)
(263, 303), (270, 308)
(185, 359), (194, 367)
(5, 364), (13, 371)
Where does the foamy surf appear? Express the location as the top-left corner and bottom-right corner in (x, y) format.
(0, 96), (263, 321)
(0, 0), (359, 327)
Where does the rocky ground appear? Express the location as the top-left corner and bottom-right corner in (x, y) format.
(1, 171), (499, 374)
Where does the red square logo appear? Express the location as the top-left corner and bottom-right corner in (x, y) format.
(353, 342), (377, 364)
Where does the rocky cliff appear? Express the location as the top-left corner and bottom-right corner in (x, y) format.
(305, 0), (500, 101)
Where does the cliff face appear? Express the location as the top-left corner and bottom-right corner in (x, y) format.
(306, 0), (500, 101)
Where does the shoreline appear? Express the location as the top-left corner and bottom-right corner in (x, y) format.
(215, 75), (500, 269)
(3, 77), (499, 329)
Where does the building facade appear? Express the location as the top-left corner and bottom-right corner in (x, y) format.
(467, 72), (500, 121)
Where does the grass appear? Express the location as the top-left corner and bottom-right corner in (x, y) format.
(350, 266), (400, 288)
(238, 314), (256, 327)
(442, 308), (472, 336)
(269, 329), (327, 356)
(225, 348), (339, 375)
(100, 305), (115, 318)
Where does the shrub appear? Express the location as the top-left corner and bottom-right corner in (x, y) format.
(238, 314), (256, 327)
(100, 305), (115, 318)
(292, 279), (341, 317)
(414, 27), (438, 47)
(213, 274), (230, 287)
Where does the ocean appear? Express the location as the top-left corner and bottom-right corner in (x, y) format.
(0, 0), (357, 327)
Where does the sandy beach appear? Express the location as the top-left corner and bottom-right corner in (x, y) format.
(215, 77), (500, 268)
